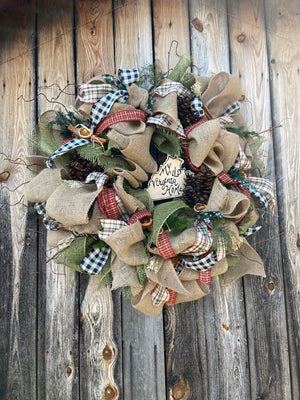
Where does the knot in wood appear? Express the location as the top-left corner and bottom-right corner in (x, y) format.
(103, 384), (117, 400)
(0, 171), (10, 182)
(171, 377), (189, 400)
(103, 343), (113, 361)
(237, 33), (246, 43)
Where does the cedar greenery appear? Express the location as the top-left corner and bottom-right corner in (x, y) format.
(48, 110), (89, 139)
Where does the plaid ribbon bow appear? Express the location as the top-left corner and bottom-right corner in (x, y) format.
(233, 147), (252, 170)
(86, 68), (140, 128)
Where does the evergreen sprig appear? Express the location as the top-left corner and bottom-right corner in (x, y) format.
(48, 110), (89, 139)
(227, 126), (257, 138)
(137, 65), (167, 88)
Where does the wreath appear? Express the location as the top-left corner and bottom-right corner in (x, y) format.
(24, 55), (275, 316)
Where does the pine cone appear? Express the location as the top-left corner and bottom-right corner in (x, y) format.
(67, 153), (102, 181)
(177, 94), (201, 128)
(182, 165), (215, 208)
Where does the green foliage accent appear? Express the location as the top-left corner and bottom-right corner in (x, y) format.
(168, 55), (192, 82)
(29, 122), (59, 156)
(124, 183), (154, 210)
(210, 218), (236, 253)
(238, 199), (256, 234)
(121, 286), (132, 299)
(76, 144), (133, 171)
(248, 136), (266, 157)
(137, 65), (167, 88)
(92, 240), (107, 250)
(136, 264), (147, 285)
(164, 210), (192, 233)
(54, 236), (95, 272)
(226, 254), (239, 267)
(152, 199), (190, 245)
(48, 110), (89, 139)
(181, 72), (196, 90)
(152, 127), (183, 157)
(227, 126), (257, 139)
(98, 253), (113, 289)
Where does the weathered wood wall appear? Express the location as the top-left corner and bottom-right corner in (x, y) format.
(0, 1), (299, 399)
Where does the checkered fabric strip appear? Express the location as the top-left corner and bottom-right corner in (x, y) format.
(233, 147), (252, 170)
(150, 81), (191, 98)
(80, 246), (111, 275)
(98, 219), (127, 240)
(34, 202), (61, 231)
(115, 194), (130, 222)
(147, 113), (185, 138)
(127, 210), (152, 225)
(46, 138), (89, 168)
(85, 172), (108, 188)
(191, 97), (205, 118)
(241, 226), (262, 236)
(95, 109), (147, 135)
(179, 251), (217, 272)
(90, 90), (128, 128)
(218, 172), (251, 200)
(97, 187), (120, 219)
(216, 235), (226, 262)
(151, 284), (170, 307)
(182, 221), (213, 255)
(247, 177), (276, 214)
(78, 83), (115, 103)
(157, 228), (177, 260)
(219, 115), (234, 127)
(118, 68), (140, 87)
(198, 269), (212, 287)
(222, 101), (240, 116)
(165, 288), (177, 306)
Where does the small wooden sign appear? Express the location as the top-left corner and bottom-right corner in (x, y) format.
(146, 156), (186, 200)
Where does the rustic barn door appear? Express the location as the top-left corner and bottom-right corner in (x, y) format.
(0, 1), (299, 399)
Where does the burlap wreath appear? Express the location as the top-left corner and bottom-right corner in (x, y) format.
(24, 57), (275, 316)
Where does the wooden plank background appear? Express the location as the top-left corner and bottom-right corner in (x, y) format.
(0, 0), (299, 399)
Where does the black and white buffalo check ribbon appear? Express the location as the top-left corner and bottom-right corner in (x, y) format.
(45, 138), (89, 168)
(80, 245), (111, 275)
(34, 202), (61, 231)
(191, 97), (205, 118)
(240, 226), (262, 237)
(90, 68), (140, 128)
(222, 101), (240, 116)
(179, 251), (218, 272)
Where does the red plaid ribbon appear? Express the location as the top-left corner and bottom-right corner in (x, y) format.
(157, 228), (177, 260)
(218, 172), (251, 199)
(98, 187), (120, 219)
(183, 116), (209, 172)
(127, 210), (152, 225)
(198, 269), (212, 287)
(165, 288), (177, 306)
(95, 110), (147, 135)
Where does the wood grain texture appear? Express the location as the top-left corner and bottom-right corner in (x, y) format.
(264, 1), (300, 397)
(153, 0), (190, 73)
(114, 1), (166, 398)
(228, 1), (292, 399)
(76, 0), (115, 80)
(75, 2), (120, 399)
(114, 0), (153, 68)
(190, 0), (230, 75)
(163, 2), (251, 398)
(0, 2), (37, 399)
(36, 1), (79, 399)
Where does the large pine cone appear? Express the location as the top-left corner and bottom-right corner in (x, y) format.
(177, 94), (201, 128)
(67, 153), (102, 181)
(182, 165), (215, 209)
